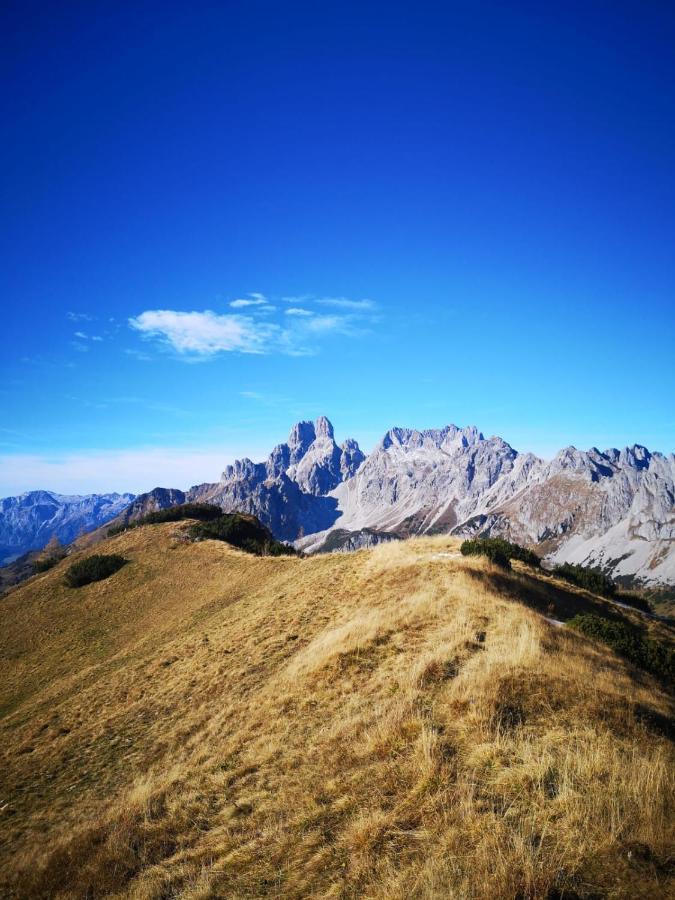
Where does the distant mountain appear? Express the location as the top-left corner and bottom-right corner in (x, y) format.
(181, 417), (675, 589)
(110, 487), (187, 527)
(0, 490), (135, 564)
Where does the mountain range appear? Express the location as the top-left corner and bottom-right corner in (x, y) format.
(2, 416), (674, 588)
(0, 490), (135, 565)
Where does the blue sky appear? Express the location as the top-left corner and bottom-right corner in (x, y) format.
(2, 1), (674, 495)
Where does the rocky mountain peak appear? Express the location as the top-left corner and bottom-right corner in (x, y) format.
(314, 415), (334, 440)
(287, 420), (317, 461)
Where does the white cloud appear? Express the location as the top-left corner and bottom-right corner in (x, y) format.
(0, 445), (266, 496)
(129, 309), (277, 356)
(305, 315), (347, 334)
(230, 298), (267, 308)
(128, 294), (380, 359)
(67, 311), (94, 322)
(73, 330), (104, 343)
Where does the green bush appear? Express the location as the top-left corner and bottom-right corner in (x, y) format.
(460, 537), (540, 569)
(108, 503), (223, 535)
(106, 522), (128, 536)
(65, 554), (128, 588)
(33, 536), (67, 573)
(189, 513), (295, 557)
(460, 539), (511, 570)
(614, 592), (653, 614)
(568, 613), (673, 682)
(553, 562), (616, 598)
(33, 556), (59, 573)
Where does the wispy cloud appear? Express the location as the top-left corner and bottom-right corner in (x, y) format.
(315, 297), (376, 311)
(129, 310), (277, 357)
(73, 330), (104, 342)
(125, 348), (153, 362)
(305, 315), (350, 334)
(230, 298), (267, 309)
(67, 311), (94, 322)
(128, 293), (380, 360)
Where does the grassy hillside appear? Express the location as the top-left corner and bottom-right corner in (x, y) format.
(1, 523), (673, 899)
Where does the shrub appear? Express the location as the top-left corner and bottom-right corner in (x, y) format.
(614, 592), (654, 614)
(189, 513), (295, 557)
(33, 536), (67, 573)
(65, 554), (128, 588)
(553, 562), (616, 598)
(33, 556), (59, 573)
(460, 537), (540, 569)
(108, 503), (222, 536)
(568, 613), (674, 682)
(460, 539), (511, 570)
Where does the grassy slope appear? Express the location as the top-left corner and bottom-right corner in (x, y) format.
(0, 524), (673, 899)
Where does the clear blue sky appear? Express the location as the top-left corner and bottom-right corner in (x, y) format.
(2, 1), (674, 495)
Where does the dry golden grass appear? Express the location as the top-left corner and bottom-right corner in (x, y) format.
(0, 526), (673, 899)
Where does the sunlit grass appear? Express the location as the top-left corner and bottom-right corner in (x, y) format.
(1, 526), (673, 898)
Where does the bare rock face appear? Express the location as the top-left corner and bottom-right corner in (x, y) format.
(450, 444), (675, 586)
(187, 417), (364, 541)
(113, 487), (187, 527)
(187, 417), (674, 588)
(295, 426), (675, 590)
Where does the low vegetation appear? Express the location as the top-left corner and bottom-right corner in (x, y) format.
(569, 613), (674, 682)
(189, 512), (296, 556)
(460, 536), (540, 570)
(107, 502), (222, 535)
(32, 536), (67, 573)
(614, 590), (654, 614)
(64, 553), (128, 588)
(1, 530), (673, 899)
(33, 555), (60, 573)
(552, 561), (617, 598)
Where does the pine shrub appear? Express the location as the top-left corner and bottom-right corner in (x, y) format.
(189, 513), (295, 557)
(553, 562), (616, 598)
(65, 554), (128, 588)
(568, 613), (673, 682)
(460, 537), (542, 570)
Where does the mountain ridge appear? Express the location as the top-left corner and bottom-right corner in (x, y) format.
(1, 524), (673, 898)
(1, 416), (673, 589)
